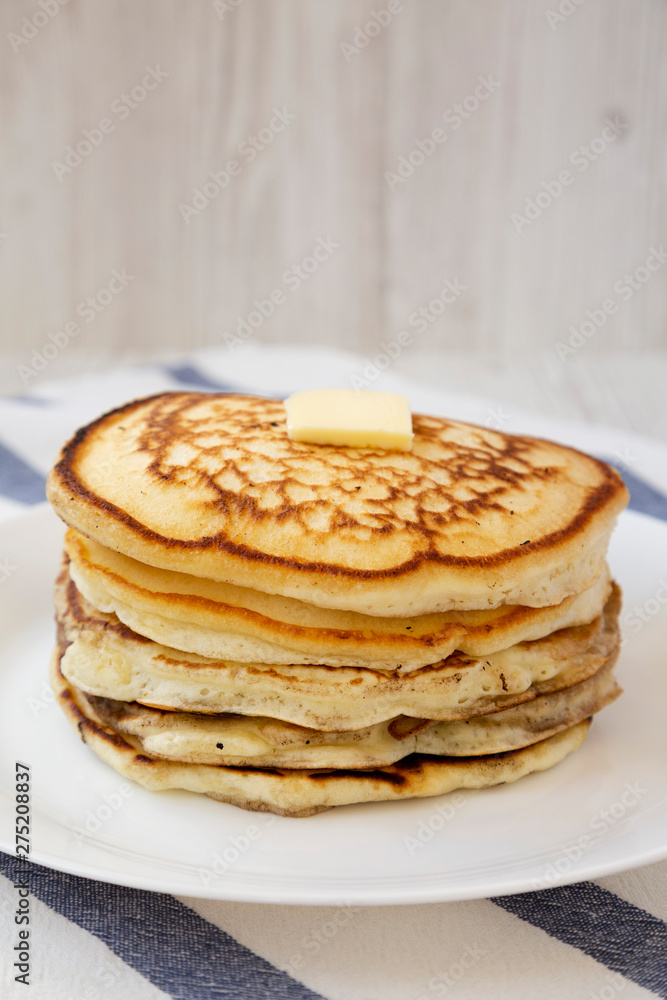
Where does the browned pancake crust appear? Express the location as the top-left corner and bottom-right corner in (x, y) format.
(62, 532), (614, 668)
(51, 638), (593, 816)
(56, 558), (621, 730)
(47, 393), (628, 613)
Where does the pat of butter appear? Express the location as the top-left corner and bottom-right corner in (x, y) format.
(284, 389), (413, 451)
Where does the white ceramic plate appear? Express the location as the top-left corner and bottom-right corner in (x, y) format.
(1, 504), (666, 905)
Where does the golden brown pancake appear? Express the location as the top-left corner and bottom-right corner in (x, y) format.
(74, 661), (620, 768)
(51, 644), (592, 817)
(64, 528), (613, 669)
(57, 560), (621, 731)
(46, 393), (628, 616)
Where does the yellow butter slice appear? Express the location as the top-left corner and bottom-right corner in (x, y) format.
(284, 389), (413, 451)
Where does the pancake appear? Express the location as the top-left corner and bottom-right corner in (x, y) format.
(64, 529), (613, 669)
(57, 561), (621, 730)
(75, 661), (620, 769)
(47, 392), (629, 816)
(51, 645), (593, 817)
(46, 392), (629, 617)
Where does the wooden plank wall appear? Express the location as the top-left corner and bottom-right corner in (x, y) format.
(0, 0), (665, 388)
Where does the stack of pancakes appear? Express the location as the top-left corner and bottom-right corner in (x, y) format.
(46, 392), (628, 817)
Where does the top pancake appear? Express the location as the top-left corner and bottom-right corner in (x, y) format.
(47, 392), (628, 616)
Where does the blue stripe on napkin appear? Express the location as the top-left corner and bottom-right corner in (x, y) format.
(163, 363), (282, 399)
(0, 853), (324, 1000)
(493, 882), (667, 997)
(603, 460), (667, 523)
(164, 364), (238, 393)
(0, 440), (46, 504)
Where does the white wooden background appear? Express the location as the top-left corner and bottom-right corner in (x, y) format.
(1, 0), (666, 393)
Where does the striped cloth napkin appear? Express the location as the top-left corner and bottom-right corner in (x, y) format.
(1, 344), (667, 1000)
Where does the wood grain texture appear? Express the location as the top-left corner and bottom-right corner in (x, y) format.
(0, 0), (665, 391)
